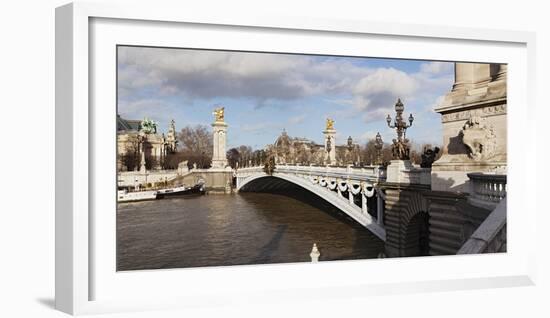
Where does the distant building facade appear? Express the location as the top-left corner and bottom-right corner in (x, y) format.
(117, 115), (178, 171)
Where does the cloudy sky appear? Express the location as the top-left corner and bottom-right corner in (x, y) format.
(117, 45), (454, 149)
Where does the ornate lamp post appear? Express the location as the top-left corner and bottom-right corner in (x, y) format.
(347, 136), (353, 150)
(136, 134), (147, 172)
(346, 136), (354, 165)
(386, 98), (414, 160)
(374, 132), (384, 165)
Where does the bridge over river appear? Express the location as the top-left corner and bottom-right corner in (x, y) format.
(236, 164), (388, 241)
(235, 162), (505, 258)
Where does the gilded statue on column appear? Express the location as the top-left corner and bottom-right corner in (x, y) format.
(213, 107), (225, 122)
(326, 118), (335, 130)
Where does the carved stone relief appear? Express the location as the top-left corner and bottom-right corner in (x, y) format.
(460, 116), (497, 161)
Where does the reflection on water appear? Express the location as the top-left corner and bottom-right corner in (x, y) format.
(117, 193), (384, 271)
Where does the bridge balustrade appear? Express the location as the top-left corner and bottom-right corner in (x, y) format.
(467, 173), (507, 210)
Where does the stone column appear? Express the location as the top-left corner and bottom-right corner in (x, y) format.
(323, 128), (336, 165)
(473, 63), (491, 87)
(211, 121), (228, 169)
(495, 64), (507, 81)
(452, 63), (474, 92)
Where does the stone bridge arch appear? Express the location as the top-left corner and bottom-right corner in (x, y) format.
(383, 188), (430, 257)
(236, 172), (386, 241)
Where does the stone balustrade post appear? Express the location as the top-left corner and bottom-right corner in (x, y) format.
(310, 243), (320, 262)
(361, 193), (367, 214)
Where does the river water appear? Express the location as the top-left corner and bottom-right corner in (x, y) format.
(117, 192), (384, 271)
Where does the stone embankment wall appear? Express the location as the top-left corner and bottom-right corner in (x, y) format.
(169, 170), (233, 192)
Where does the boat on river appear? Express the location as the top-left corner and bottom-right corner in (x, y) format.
(118, 180), (205, 202)
(117, 189), (158, 202)
(156, 183), (206, 199)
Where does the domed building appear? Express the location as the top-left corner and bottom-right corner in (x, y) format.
(269, 129), (361, 166)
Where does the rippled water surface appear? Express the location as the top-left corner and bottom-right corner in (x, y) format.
(117, 193), (384, 270)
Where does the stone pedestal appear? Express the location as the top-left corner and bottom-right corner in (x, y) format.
(432, 62), (507, 193)
(323, 129), (336, 165)
(211, 121), (228, 169)
(386, 160), (414, 184)
(139, 151), (146, 173)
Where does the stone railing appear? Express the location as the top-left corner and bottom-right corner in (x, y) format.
(457, 197), (506, 254)
(235, 164), (386, 182)
(273, 164), (386, 182)
(467, 173), (507, 209)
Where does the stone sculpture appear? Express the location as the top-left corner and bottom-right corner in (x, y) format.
(326, 118), (334, 130)
(420, 146), (440, 168)
(213, 107), (225, 122)
(460, 116), (496, 161)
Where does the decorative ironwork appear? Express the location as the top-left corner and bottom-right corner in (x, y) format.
(386, 98), (414, 160)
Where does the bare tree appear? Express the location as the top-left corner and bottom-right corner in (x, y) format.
(295, 143), (310, 165)
(361, 139), (378, 165)
(177, 125), (213, 169)
(119, 135), (140, 171)
(361, 139), (393, 166)
(237, 145), (253, 167)
(226, 148), (240, 168)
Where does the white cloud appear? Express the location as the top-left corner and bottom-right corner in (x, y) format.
(419, 61), (454, 75)
(118, 46), (455, 142)
(348, 68), (418, 124)
(118, 46), (373, 103)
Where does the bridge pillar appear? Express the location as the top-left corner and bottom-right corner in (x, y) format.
(211, 119), (228, 169)
(376, 190), (384, 226)
(323, 128), (336, 164)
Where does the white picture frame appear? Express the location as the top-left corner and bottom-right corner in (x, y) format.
(55, 2), (537, 315)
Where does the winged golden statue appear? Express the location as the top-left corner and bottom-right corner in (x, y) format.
(326, 118), (335, 130)
(213, 107), (225, 122)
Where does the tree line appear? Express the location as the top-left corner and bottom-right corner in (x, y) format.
(121, 124), (442, 170)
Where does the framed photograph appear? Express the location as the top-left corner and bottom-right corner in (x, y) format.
(56, 2), (537, 315)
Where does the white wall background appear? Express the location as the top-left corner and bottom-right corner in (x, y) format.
(0, 0), (547, 317)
